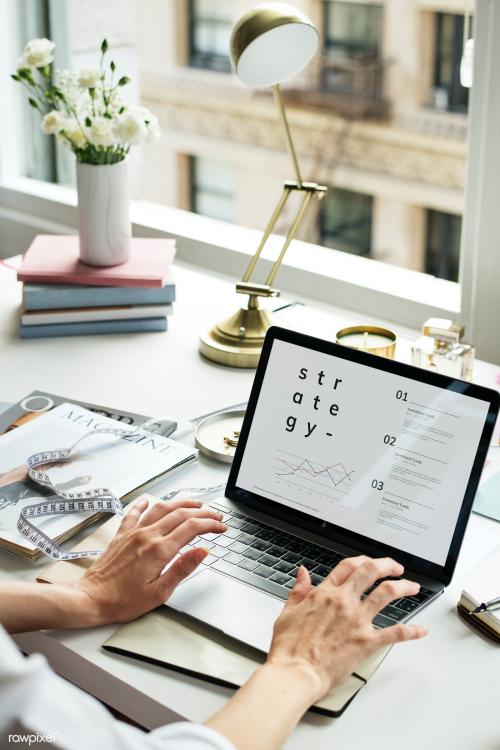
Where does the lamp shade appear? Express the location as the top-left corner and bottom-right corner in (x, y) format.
(230, 2), (318, 87)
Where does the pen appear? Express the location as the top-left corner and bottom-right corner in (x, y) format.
(471, 595), (500, 614)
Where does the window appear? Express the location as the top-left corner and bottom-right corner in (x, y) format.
(189, 0), (232, 73)
(190, 157), (235, 223)
(319, 187), (373, 256)
(20, 0), (57, 182)
(324, 1), (382, 60)
(322, 1), (383, 95)
(4, 0), (500, 362)
(432, 13), (469, 113)
(425, 209), (462, 282)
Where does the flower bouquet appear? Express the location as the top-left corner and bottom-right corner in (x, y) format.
(12, 38), (160, 265)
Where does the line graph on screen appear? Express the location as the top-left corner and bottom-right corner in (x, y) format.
(274, 450), (355, 497)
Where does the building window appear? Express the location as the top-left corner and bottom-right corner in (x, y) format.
(432, 13), (469, 113)
(322, 1), (383, 95)
(319, 186), (373, 256)
(425, 209), (462, 282)
(324, 1), (382, 59)
(190, 157), (235, 223)
(189, 0), (232, 72)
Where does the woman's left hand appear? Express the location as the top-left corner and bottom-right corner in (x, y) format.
(75, 497), (226, 625)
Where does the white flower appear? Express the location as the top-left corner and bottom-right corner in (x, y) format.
(114, 111), (148, 145)
(41, 110), (63, 135)
(77, 68), (100, 88)
(144, 112), (161, 143)
(86, 116), (115, 146)
(60, 119), (87, 148)
(21, 38), (55, 68)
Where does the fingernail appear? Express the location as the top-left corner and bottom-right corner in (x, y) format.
(195, 500), (203, 507)
(221, 523), (228, 531)
(198, 546), (211, 553)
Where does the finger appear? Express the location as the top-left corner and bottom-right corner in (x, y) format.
(373, 622), (428, 648)
(285, 565), (312, 607)
(116, 498), (149, 537)
(345, 557), (404, 597)
(324, 555), (371, 587)
(153, 506), (224, 536)
(363, 579), (421, 618)
(157, 547), (207, 600)
(138, 498), (204, 527)
(167, 517), (227, 550)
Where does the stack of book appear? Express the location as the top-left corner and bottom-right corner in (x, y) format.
(16, 235), (176, 338)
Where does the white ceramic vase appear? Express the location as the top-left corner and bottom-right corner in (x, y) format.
(76, 160), (131, 266)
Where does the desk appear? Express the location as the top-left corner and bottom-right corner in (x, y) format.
(1, 260), (500, 749)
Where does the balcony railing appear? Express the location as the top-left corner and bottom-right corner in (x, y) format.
(283, 55), (389, 120)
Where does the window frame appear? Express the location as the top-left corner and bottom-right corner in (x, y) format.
(0, 0), (499, 363)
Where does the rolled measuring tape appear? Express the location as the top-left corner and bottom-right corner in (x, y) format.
(17, 425), (134, 561)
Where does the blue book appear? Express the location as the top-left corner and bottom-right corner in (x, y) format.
(20, 317), (168, 338)
(23, 282), (175, 311)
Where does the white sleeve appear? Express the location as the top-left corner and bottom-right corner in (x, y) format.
(0, 626), (235, 750)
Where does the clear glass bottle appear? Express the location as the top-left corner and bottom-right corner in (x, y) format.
(411, 318), (475, 381)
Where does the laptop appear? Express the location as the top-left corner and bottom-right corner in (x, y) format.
(168, 326), (499, 652)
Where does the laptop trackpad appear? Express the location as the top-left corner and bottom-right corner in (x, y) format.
(167, 568), (283, 653)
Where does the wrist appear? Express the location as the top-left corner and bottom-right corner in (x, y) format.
(66, 581), (108, 628)
(260, 658), (326, 706)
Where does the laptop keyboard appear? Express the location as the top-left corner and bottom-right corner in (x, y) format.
(182, 501), (434, 628)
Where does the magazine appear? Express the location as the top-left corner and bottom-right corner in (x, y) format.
(0, 390), (177, 437)
(0, 403), (196, 559)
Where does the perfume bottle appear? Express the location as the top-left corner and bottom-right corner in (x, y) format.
(411, 318), (475, 381)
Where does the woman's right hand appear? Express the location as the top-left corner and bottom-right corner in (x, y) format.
(267, 555), (428, 702)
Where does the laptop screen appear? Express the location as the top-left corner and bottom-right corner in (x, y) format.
(235, 338), (491, 567)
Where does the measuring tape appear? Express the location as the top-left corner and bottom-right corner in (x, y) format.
(17, 426), (138, 560)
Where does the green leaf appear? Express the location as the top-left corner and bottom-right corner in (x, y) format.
(101, 38), (108, 54)
(28, 97), (39, 110)
(103, 112), (112, 119)
(88, 87), (95, 98)
(85, 116), (92, 127)
(117, 76), (130, 86)
(11, 73), (20, 81)
(110, 60), (115, 72)
(118, 105), (125, 114)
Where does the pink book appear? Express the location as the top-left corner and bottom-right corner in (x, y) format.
(17, 236), (176, 288)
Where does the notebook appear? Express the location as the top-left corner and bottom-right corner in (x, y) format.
(457, 545), (500, 642)
(17, 236), (176, 288)
(39, 495), (391, 717)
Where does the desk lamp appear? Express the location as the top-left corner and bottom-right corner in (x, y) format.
(199, 3), (327, 368)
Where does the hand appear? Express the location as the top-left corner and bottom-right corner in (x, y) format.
(267, 556), (428, 702)
(75, 497), (227, 625)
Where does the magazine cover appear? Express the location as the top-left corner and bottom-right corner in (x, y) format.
(0, 390), (177, 437)
(0, 403), (196, 554)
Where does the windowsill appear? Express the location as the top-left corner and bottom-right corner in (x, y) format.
(0, 176), (460, 329)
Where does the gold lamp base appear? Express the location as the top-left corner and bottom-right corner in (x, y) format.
(199, 301), (273, 368)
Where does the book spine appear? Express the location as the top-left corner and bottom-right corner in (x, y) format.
(23, 284), (176, 310)
(18, 272), (167, 288)
(20, 317), (168, 338)
(22, 304), (173, 325)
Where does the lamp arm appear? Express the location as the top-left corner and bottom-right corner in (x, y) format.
(273, 84), (303, 187)
(264, 189), (313, 287)
(241, 185), (292, 283)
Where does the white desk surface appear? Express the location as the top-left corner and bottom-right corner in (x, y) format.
(1, 259), (500, 749)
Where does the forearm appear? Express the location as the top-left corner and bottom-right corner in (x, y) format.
(205, 663), (321, 750)
(0, 581), (101, 634)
